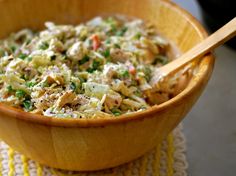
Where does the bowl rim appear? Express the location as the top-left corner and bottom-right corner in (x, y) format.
(0, 0), (215, 127)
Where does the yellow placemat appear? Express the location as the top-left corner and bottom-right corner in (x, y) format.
(0, 124), (187, 176)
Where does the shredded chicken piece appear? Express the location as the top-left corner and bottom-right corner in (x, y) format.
(104, 91), (122, 109)
(55, 91), (77, 108)
(110, 48), (131, 63)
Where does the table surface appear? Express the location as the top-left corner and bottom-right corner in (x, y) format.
(172, 0), (236, 175)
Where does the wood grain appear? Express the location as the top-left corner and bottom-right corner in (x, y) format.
(0, 0), (214, 171)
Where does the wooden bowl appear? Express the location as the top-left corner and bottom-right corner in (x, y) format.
(0, 0), (214, 171)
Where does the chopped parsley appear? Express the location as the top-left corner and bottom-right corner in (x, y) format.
(18, 53), (27, 60)
(16, 90), (26, 98)
(70, 82), (77, 91)
(134, 32), (142, 40)
(105, 17), (118, 33)
(26, 81), (37, 87)
(78, 55), (90, 65)
(92, 60), (100, 70)
(87, 60), (100, 73)
(114, 43), (121, 49)
(23, 100), (32, 111)
(102, 49), (110, 58)
(10, 45), (16, 53)
(120, 70), (129, 78)
(105, 39), (111, 44)
(111, 108), (121, 116)
(27, 56), (33, 61)
(6, 85), (14, 93)
(39, 42), (49, 50)
(116, 27), (128, 36)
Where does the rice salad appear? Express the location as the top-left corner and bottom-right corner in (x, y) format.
(0, 16), (171, 118)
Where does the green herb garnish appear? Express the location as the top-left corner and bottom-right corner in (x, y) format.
(78, 55), (90, 65)
(134, 32), (142, 40)
(70, 82), (77, 91)
(105, 39), (111, 44)
(92, 60), (100, 70)
(102, 49), (110, 58)
(23, 100), (32, 111)
(120, 70), (129, 78)
(114, 43), (121, 49)
(116, 27), (128, 36)
(16, 90), (26, 98)
(7, 85), (14, 93)
(87, 60), (100, 73)
(18, 53), (27, 60)
(86, 67), (94, 73)
(26, 81), (36, 88)
(111, 108), (121, 116)
(105, 17), (117, 33)
(27, 56), (33, 62)
(10, 45), (16, 53)
(25, 39), (31, 45)
(39, 42), (49, 50)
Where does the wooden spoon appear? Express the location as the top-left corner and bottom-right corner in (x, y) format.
(149, 17), (236, 87)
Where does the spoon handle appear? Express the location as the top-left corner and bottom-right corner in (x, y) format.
(160, 17), (236, 76)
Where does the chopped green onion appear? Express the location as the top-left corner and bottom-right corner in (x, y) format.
(87, 60), (100, 73)
(114, 43), (121, 49)
(92, 60), (100, 70)
(86, 67), (94, 73)
(18, 53), (27, 60)
(78, 55), (90, 65)
(39, 42), (49, 50)
(105, 39), (111, 44)
(23, 100), (32, 111)
(116, 27), (128, 36)
(27, 56), (33, 62)
(120, 70), (129, 78)
(111, 108), (121, 116)
(26, 81), (36, 87)
(26, 39), (31, 45)
(105, 17), (117, 33)
(7, 85), (14, 92)
(102, 49), (110, 58)
(16, 90), (26, 98)
(70, 82), (77, 91)
(10, 45), (16, 53)
(134, 32), (142, 40)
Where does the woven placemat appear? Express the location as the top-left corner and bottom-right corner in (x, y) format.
(0, 124), (187, 176)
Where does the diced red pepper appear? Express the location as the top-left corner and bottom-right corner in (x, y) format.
(129, 65), (136, 75)
(91, 34), (100, 50)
